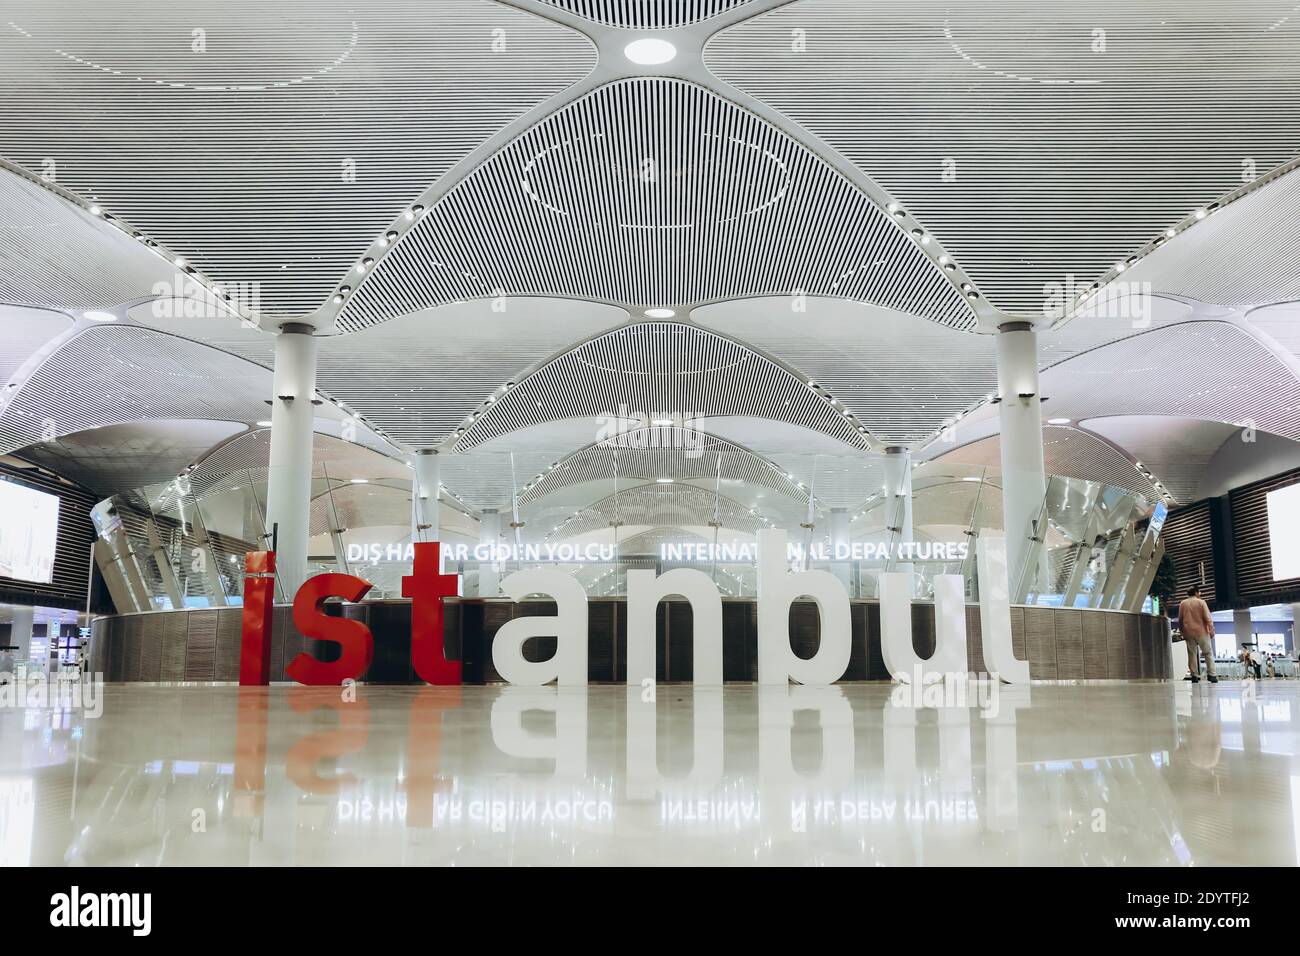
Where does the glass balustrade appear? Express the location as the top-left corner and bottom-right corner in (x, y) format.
(89, 445), (1167, 611)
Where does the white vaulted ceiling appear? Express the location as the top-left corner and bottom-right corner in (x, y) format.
(1078, 416), (1246, 503)
(0, 304), (73, 386)
(706, 0), (1300, 316)
(315, 298), (627, 448)
(0, 0), (595, 317)
(937, 425), (1162, 502)
(0, 325), (398, 492)
(15, 419), (249, 496)
(0, 167), (177, 310)
(1, 0), (1299, 519)
(338, 78), (976, 331)
(447, 321), (873, 450)
(1124, 167), (1300, 307)
(515, 428), (809, 506)
(537, 0), (762, 28)
(0, 326), (273, 453)
(548, 480), (770, 541)
(694, 297), (997, 443)
(1037, 322), (1300, 442)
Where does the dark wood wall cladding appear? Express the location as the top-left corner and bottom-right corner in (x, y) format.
(88, 600), (1171, 683)
(1229, 468), (1300, 604)
(1162, 500), (1218, 606)
(0, 463), (100, 610)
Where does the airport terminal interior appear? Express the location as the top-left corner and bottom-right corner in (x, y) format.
(1, 0), (1299, 867)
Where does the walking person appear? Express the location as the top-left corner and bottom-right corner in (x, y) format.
(1178, 586), (1218, 683)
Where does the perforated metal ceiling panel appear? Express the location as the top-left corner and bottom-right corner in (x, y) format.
(15, 419), (248, 495)
(938, 426), (1161, 501)
(766, 452), (887, 510)
(1040, 295), (1197, 367)
(449, 322), (871, 450)
(1037, 322), (1300, 443)
(339, 79), (975, 331)
(0, 326), (277, 453)
(535, 0), (760, 28)
(706, 0), (1300, 316)
(0, 0), (595, 317)
(123, 299), (277, 367)
(517, 429), (807, 506)
(694, 297), (997, 442)
(187, 430), (411, 489)
(1246, 302), (1300, 361)
(0, 305), (73, 387)
(1125, 168), (1300, 307)
(1079, 416), (1243, 503)
(550, 481), (768, 539)
(315, 298), (627, 448)
(438, 450), (557, 512)
(0, 168), (176, 310)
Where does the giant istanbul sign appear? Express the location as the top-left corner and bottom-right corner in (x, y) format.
(240, 530), (1028, 688)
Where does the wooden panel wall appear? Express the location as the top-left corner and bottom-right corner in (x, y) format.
(87, 601), (1171, 683)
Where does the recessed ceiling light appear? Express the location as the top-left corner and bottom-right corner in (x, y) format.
(656, 477), (674, 484)
(82, 310), (116, 322)
(645, 308), (675, 318)
(961, 476), (982, 482)
(1194, 208), (1207, 220)
(1047, 417), (1071, 425)
(350, 478), (369, 484)
(651, 418), (673, 426)
(255, 420), (273, 428)
(624, 38), (677, 66)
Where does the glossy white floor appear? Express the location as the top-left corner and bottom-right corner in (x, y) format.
(2, 679), (1297, 866)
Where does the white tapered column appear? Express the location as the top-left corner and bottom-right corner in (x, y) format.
(996, 322), (1047, 598)
(265, 323), (318, 596)
(479, 509), (501, 596)
(882, 446), (914, 590)
(412, 449), (440, 543)
(829, 507), (853, 591)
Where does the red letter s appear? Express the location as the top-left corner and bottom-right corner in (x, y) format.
(286, 573), (374, 686)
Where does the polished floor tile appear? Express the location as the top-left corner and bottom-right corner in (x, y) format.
(1, 679), (1297, 865)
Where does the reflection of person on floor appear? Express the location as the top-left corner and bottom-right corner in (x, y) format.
(1178, 586), (1218, 683)
(1178, 692), (1222, 770)
(0, 646), (12, 684)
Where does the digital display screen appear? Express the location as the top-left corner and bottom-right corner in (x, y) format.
(1265, 482), (1300, 582)
(0, 480), (60, 584)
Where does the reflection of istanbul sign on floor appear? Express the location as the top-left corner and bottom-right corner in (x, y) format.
(241, 531), (1028, 690)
